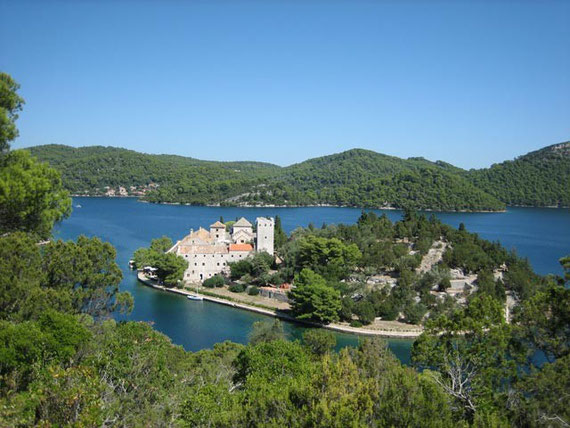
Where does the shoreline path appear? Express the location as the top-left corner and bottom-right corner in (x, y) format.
(137, 272), (423, 339)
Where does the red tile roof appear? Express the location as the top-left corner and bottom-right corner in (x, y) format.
(229, 243), (253, 252)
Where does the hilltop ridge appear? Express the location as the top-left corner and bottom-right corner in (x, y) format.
(27, 142), (570, 211)
(465, 141), (570, 207)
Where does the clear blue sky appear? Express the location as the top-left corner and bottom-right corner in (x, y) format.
(1, 0), (569, 168)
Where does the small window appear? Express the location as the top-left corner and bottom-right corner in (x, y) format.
(202, 263), (205, 266)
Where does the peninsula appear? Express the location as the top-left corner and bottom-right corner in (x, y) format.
(132, 210), (533, 337)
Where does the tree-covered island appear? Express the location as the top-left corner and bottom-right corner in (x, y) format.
(2, 73), (570, 426)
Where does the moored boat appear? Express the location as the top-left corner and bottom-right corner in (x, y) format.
(187, 294), (203, 301)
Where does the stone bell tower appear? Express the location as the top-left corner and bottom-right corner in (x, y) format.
(255, 217), (274, 256)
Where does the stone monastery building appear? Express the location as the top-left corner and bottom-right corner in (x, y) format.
(168, 217), (274, 283)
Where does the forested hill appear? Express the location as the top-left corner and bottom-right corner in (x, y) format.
(232, 149), (505, 211)
(27, 144), (504, 211)
(465, 142), (570, 207)
(27, 144), (282, 203)
(26, 142), (569, 211)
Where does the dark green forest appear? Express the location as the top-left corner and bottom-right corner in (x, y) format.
(3, 73), (570, 426)
(28, 144), (279, 205)
(466, 142), (570, 207)
(27, 141), (570, 211)
(235, 149), (505, 211)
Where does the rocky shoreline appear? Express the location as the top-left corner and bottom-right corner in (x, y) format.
(72, 195), (509, 213)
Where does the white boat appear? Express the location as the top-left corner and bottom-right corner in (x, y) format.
(187, 294), (203, 301)
(75, 204), (82, 208)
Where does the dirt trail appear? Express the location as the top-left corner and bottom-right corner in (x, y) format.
(417, 241), (447, 274)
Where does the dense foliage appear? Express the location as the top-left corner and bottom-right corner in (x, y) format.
(0, 232), (133, 321)
(0, 72), (70, 239)
(268, 209), (547, 328)
(466, 142), (570, 207)
(412, 295), (515, 421)
(28, 141), (570, 211)
(26, 144), (506, 211)
(133, 236), (188, 286)
(238, 149), (506, 211)
(203, 274), (225, 288)
(228, 251), (274, 282)
(0, 150), (71, 239)
(2, 72), (569, 426)
(28, 144), (280, 205)
(0, 72), (24, 153)
(289, 269), (342, 324)
(412, 282), (570, 426)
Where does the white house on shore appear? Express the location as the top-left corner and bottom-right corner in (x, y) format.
(167, 217), (274, 283)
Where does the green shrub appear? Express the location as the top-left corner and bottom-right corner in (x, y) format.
(203, 275), (225, 288)
(269, 272), (284, 285)
(349, 320), (363, 328)
(404, 302), (427, 325)
(340, 297), (354, 322)
(377, 299), (399, 321)
(247, 286), (260, 296)
(229, 283), (245, 293)
(302, 329), (336, 355)
(438, 277), (451, 292)
(240, 273), (254, 284)
(229, 260), (252, 280)
(353, 301), (375, 325)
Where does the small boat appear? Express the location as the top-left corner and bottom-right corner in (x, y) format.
(187, 294), (203, 301)
(75, 204), (82, 208)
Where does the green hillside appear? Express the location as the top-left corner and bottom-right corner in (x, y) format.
(230, 149), (505, 211)
(27, 144), (507, 211)
(27, 142), (570, 211)
(466, 142), (570, 207)
(28, 145), (281, 205)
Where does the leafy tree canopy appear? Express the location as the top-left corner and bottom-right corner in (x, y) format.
(0, 72), (24, 153)
(0, 232), (132, 321)
(133, 237), (188, 287)
(248, 319), (286, 345)
(289, 269), (342, 324)
(0, 150), (71, 239)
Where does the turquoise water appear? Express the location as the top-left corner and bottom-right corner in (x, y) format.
(54, 198), (570, 363)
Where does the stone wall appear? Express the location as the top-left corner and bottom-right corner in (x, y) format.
(182, 250), (252, 283)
